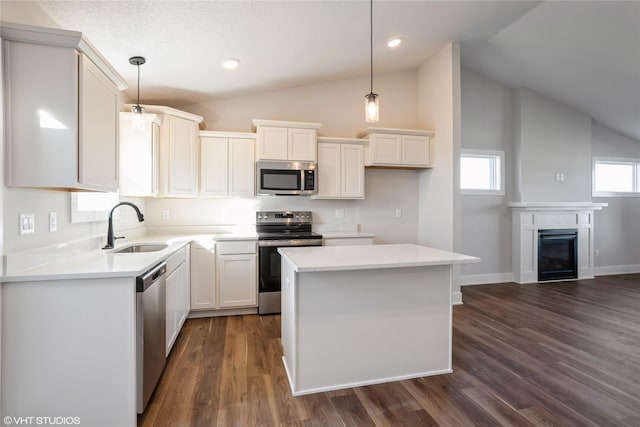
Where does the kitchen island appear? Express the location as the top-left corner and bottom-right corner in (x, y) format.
(278, 243), (479, 396)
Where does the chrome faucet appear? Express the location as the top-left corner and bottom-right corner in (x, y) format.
(103, 202), (145, 249)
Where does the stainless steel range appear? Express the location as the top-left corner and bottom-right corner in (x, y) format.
(257, 211), (323, 314)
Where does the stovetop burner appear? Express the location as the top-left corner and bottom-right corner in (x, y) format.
(256, 211), (321, 240)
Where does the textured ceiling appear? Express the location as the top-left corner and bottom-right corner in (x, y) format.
(33, 0), (538, 104)
(29, 1), (640, 142)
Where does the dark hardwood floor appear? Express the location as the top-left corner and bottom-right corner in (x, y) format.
(139, 275), (640, 426)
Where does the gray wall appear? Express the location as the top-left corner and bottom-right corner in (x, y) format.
(513, 89), (592, 202)
(460, 69), (513, 279)
(592, 123), (640, 270)
(461, 68), (640, 282)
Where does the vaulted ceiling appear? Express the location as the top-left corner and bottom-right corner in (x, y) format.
(30, 0), (640, 141)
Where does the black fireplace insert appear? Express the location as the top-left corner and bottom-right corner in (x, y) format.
(538, 229), (578, 281)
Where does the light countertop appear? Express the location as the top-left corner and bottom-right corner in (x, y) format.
(278, 243), (480, 273)
(2, 232), (257, 283)
(320, 231), (375, 239)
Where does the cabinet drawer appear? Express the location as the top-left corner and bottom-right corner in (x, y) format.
(217, 241), (257, 255)
(166, 246), (187, 272)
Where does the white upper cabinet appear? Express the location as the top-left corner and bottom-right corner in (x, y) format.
(253, 119), (321, 162)
(314, 137), (365, 199)
(136, 105), (203, 198)
(119, 113), (162, 197)
(357, 127), (435, 168)
(1, 22), (127, 191)
(200, 131), (255, 198)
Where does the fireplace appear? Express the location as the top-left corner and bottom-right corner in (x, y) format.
(538, 229), (578, 281)
(510, 202), (607, 284)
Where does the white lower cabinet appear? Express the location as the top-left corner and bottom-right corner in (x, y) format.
(216, 241), (257, 308)
(190, 240), (216, 310)
(190, 240), (258, 313)
(165, 246), (189, 356)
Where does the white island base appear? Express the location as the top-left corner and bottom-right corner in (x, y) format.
(278, 244), (479, 396)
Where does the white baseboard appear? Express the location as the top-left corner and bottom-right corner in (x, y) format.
(452, 291), (463, 305)
(594, 264), (640, 276)
(461, 272), (513, 286)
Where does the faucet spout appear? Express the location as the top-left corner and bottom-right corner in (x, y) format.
(103, 202), (145, 250)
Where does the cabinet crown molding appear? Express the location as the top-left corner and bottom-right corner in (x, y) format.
(1, 21), (127, 90)
(125, 104), (204, 124)
(199, 130), (256, 139)
(252, 119), (322, 131)
(356, 127), (435, 138)
(317, 137), (367, 145)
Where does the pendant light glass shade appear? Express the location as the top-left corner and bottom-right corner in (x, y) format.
(365, 93), (379, 123)
(364, 0), (379, 123)
(129, 56), (146, 131)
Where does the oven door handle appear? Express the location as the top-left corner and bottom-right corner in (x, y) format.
(258, 239), (323, 247)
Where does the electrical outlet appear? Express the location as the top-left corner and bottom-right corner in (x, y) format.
(162, 209), (170, 220)
(19, 213), (35, 235)
(335, 209), (344, 218)
(395, 209), (402, 218)
(49, 212), (57, 232)
(595, 249), (600, 257)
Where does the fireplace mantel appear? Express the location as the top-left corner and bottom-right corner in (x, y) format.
(509, 202), (607, 284)
(509, 202), (608, 211)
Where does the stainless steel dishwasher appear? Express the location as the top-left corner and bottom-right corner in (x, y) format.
(136, 262), (167, 413)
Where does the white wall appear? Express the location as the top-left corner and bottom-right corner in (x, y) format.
(416, 43), (461, 301)
(460, 69), (513, 280)
(182, 70), (420, 137)
(592, 123), (640, 271)
(146, 168), (420, 244)
(513, 88), (592, 202)
(146, 70), (424, 242)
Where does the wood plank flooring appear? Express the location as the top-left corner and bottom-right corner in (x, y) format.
(139, 275), (640, 426)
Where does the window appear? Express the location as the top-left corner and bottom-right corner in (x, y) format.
(460, 149), (505, 195)
(593, 157), (640, 197)
(71, 192), (119, 223)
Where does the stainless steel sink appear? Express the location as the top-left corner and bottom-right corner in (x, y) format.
(112, 244), (168, 254)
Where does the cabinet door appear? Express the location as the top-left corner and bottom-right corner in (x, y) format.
(403, 135), (430, 166)
(369, 134), (402, 165)
(200, 137), (229, 197)
(288, 128), (317, 161)
(79, 54), (119, 191)
(165, 267), (179, 355)
(341, 144), (364, 198)
(119, 116), (159, 197)
(190, 242), (216, 310)
(256, 126), (288, 160)
(217, 254), (257, 308)
(168, 116), (198, 197)
(166, 261), (187, 355)
(316, 143), (341, 198)
(4, 42), (78, 188)
(229, 138), (255, 197)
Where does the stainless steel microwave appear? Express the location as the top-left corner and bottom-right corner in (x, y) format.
(256, 160), (317, 195)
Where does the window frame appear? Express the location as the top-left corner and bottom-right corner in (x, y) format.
(460, 149), (505, 196)
(592, 156), (640, 197)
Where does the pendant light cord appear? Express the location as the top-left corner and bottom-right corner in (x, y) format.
(369, 0), (373, 94)
(136, 63), (141, 108)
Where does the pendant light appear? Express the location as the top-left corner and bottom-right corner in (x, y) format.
(129, 56), (146, 131)
(364, 0), (379, 123)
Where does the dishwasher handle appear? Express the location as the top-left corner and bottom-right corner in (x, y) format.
(136, 262), (167, 292)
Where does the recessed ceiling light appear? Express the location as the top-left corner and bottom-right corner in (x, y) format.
(387, 38), (402, 48)
(222, 58), (239, 69)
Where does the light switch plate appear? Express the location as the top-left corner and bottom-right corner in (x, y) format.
(19, 213), (35, 235)
(49, 212), (57, 232)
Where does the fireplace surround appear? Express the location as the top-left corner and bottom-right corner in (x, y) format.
(510, 202), (607, 284)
